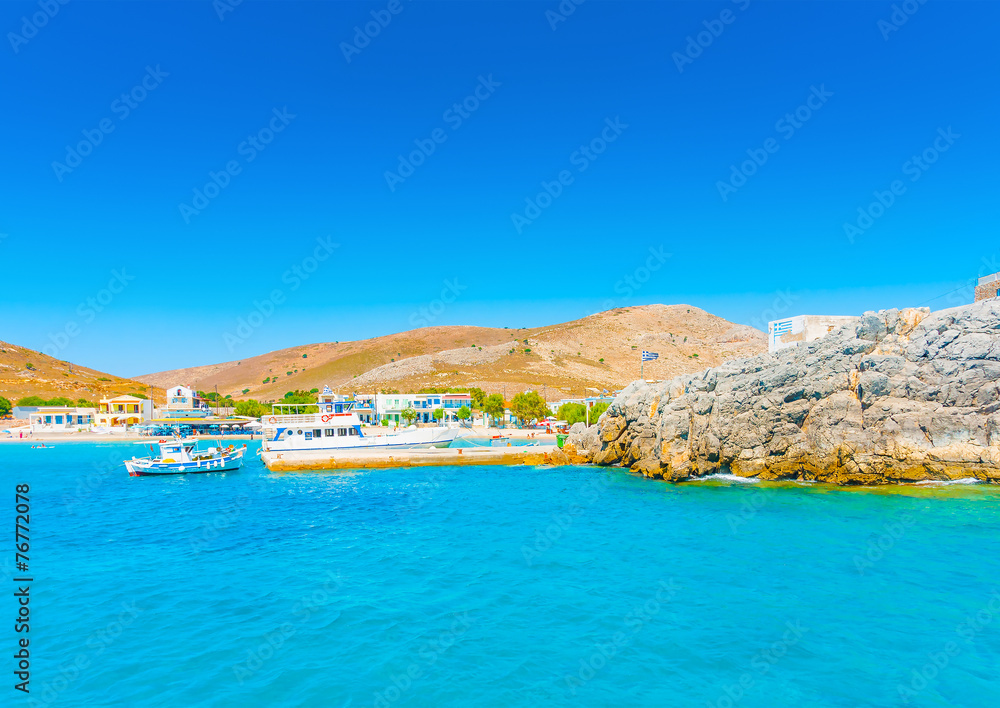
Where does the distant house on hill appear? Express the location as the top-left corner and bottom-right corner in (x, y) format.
(975, 272), (1000, 302)
(768, 315), (860, 354)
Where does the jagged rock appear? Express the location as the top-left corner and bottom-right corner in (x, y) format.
(567, 301), (1000, 484)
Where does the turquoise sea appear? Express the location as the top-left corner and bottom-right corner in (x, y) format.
(5, 441), (1000, 707)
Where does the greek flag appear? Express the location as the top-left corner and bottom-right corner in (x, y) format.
(772, 320), (793, 335)
(322, 385), (332, 395)
(641, 351), (659, 361)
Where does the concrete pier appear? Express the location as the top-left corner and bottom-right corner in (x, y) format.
(261, 444), (573, 471)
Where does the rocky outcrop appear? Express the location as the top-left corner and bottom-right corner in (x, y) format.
(566, 301), (1000, 485)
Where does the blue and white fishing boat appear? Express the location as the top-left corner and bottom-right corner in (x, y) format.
(125, 440), (246, 476)
(260, 388), (466, 453)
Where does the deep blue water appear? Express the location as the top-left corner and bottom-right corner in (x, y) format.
(4, 441), (1000, 707)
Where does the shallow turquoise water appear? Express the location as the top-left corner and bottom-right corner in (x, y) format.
(5, 441), (1000, 707)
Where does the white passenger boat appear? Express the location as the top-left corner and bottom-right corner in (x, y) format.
(260, 391), (466, 453)
(125, 440), (246, 476)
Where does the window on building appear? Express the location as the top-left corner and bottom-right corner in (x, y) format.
(313, 429), (322, 439)
(55, 416), (63, 424)
(45, 416), (52, 424)
(348, 428), (358, 436)
(337, 428), (347, 436)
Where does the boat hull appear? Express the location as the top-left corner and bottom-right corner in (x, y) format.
(262, 426), (465, 453)
(126, 450), (245, 477)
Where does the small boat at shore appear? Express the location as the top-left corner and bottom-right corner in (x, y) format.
(125, 440), (246, 476)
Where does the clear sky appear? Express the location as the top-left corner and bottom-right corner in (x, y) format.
(1, 0), (997, 376)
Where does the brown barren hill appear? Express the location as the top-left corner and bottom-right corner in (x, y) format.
(137, 305), (766, 400)
(0, 340), (163, 403)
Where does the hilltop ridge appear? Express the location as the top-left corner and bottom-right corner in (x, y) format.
(137, 305), (767, 399)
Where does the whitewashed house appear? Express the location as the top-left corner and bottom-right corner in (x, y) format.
(28, 407), (96, 434)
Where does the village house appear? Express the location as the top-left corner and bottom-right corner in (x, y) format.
(95, 395), (152, 428)
(28, 406), (96, 434)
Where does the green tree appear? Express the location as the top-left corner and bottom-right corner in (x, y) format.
(456, 405), (471, 423)
(588, 401), (610, 425)
(510, 391), (551, 427)
(401, 407), (417, 426)
(16, 395), (46, 406)
(556, 402), (587, 425)
(0, 396), (11, 417)
(235, 400), (269, 418)
(483, 394), (505, 427)
(432, 407), (445, 423)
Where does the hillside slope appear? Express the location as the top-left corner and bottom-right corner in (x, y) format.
(0, 340), (163, 403)
(138, 305), (766, 400)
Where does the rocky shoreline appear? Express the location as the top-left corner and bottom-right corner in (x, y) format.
(566, 301), (1000, 485)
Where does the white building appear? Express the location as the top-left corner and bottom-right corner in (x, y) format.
(162, 384), (211, 418)
(768, 315), (860, 353)
(29, 407), (96, 434)
(375, 392), (472, 424)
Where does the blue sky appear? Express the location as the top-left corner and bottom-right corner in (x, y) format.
(1, 0), (997, 376)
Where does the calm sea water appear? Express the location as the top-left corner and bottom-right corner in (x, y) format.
(5, 441), (1000, 707)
